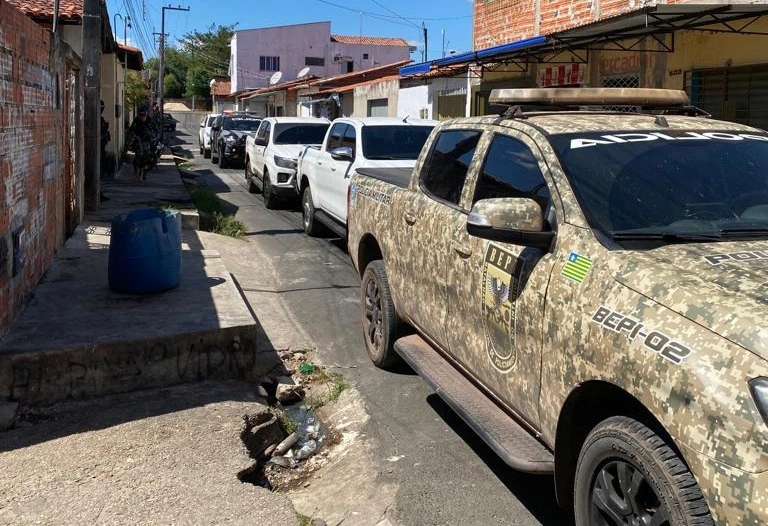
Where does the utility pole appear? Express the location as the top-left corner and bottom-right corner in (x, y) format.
(158, 5), (190, 139)
(83, 0), (102, 211)
(422, 22), (428, 62)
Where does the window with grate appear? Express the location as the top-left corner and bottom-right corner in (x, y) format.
(686, 65), (768, 130)
(600, 74), (640, 112)
(260, 56), (280, 71)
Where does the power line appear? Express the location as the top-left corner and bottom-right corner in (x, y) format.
(370, 0), (420, 29)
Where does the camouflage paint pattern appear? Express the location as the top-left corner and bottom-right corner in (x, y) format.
(347, 112), (768, 524)
(472, 197), (544, 231)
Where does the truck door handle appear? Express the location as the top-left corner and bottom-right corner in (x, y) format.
(331, 166), (336, 172)
(452, 242), (472, 258)
(404, 212), (417, 225)
(317, 161), (323, 165)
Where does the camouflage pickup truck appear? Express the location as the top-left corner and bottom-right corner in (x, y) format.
(347, 88), (768, 526)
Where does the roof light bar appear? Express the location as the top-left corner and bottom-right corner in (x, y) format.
(489, 88), (690, 107)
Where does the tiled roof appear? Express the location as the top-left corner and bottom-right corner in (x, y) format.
(331, 34), (409, 47)
(211, 79), (232, 96)
(5, 0), (84, 21)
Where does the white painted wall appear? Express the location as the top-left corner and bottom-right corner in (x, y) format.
(398, 84), (430, 119)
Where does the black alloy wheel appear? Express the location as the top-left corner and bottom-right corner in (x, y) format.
(360, 260), (401, 368)
(263, 170), (277, 209)
(302, 186), (321, 236)
(575, 416), (714, 526)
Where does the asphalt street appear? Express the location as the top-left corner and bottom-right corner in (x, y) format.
(173, 120), (575, 526)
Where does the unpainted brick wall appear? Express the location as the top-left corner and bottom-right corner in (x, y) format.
(0, 1), (82, 337)
(474, 0), (690, 49)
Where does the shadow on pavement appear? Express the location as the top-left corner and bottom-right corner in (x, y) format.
(0, 380), (273, 453)
(426, 393), (576, 526)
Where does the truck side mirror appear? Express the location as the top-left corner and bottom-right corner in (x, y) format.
(330, 146), (354, 161)
(467, 197), (554, 249)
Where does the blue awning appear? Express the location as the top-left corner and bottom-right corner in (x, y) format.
(399, 35), (548, 77)
(433, 36), (547, 67)
(399, 61), (432, 76)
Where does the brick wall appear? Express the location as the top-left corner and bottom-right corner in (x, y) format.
(0, 1), (83, 337)
(474, 0), (690, 49)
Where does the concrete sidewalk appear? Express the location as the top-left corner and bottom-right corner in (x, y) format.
(0, 155), (282, 406)
(0, 152), (302, 524)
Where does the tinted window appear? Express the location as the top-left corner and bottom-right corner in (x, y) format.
(342, 124), (356, 153)
(549, 130), (768, 244)
(362, 125), (434, 160)
(326, 123), (346, 151)
(473, 134), (551, 210)
(274, 123), (330, 145)
(421, 130), (482, 206)
(222, 117), (262, 131)
(206, 116), (216, 126)
(256, 121), (271, 140)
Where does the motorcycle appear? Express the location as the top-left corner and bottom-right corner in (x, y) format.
(131, 133), (165, 181)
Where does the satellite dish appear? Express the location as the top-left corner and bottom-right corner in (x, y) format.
(269, 71), (283, 85)
(297, 66), (311, 78)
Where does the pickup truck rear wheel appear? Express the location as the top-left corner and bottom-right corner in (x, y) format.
(361, 260), (401, 368)
(574, 416), (714, 526)
(302, 187), (321, 236)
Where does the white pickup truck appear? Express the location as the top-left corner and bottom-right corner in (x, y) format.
(244, 117), (330, 209)
(296, 117), (436, 237)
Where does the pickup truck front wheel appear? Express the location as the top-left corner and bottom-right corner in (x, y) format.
(263, 170), (277, 209)
(361, 260), (401, 368)
(302, 187), (321, 236)
(574, 416), (713, 526)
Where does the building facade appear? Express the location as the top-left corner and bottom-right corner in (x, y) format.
(229, 21), (413, 93)
(466, 1), (768, 128)
(0, 0), (84, 337)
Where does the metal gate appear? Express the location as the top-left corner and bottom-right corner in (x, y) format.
(686, 64), (768, 130)
(436, 94), (466, 120)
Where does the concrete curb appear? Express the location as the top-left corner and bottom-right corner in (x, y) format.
(0, 324), (281, 407)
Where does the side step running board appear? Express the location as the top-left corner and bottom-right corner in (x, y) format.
(394, 334), (554, 474)
(315, 210), (347, 239)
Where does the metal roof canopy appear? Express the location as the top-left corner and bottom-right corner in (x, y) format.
(431, 4), (768, 73)
(548, 4), (768, 54)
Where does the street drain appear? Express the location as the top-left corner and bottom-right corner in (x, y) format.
(237, 463), (272, 489)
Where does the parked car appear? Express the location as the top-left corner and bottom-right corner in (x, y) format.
(211, 113), (263, 168)
(297, 117), (436, 238)
(162, 112), (177, 131)
(198, 113), (219, 158)
(347, 87), (768, 525)
(245, 117), (330, 209)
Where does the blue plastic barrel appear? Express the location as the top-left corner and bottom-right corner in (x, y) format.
(108, 208), (182, 293)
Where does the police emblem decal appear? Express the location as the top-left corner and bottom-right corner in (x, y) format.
(482, 244), (518, 372)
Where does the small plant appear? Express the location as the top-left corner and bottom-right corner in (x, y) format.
(211, 212), (246, 238)
(190, 187), (223, 214)
(309, 373), (350, 410)
(277, 411), (298, 435)
(297, 515), (313, 526)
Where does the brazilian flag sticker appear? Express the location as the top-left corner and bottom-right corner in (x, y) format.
(561, 252), (593, 284)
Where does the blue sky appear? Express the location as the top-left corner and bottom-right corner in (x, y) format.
(107, 0), (475, 63)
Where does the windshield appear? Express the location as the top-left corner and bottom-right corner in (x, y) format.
(550, 130), (768, 247)
(274, 123), (329, 144)
(206, 116), (217, 126)
(361, 125), (434, 160)
(223, 117), (262, 131)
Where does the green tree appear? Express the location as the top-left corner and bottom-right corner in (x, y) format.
(125, 69), (149, 110)
(163, 73), (184, 98)
(177, 24), (236, 99)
